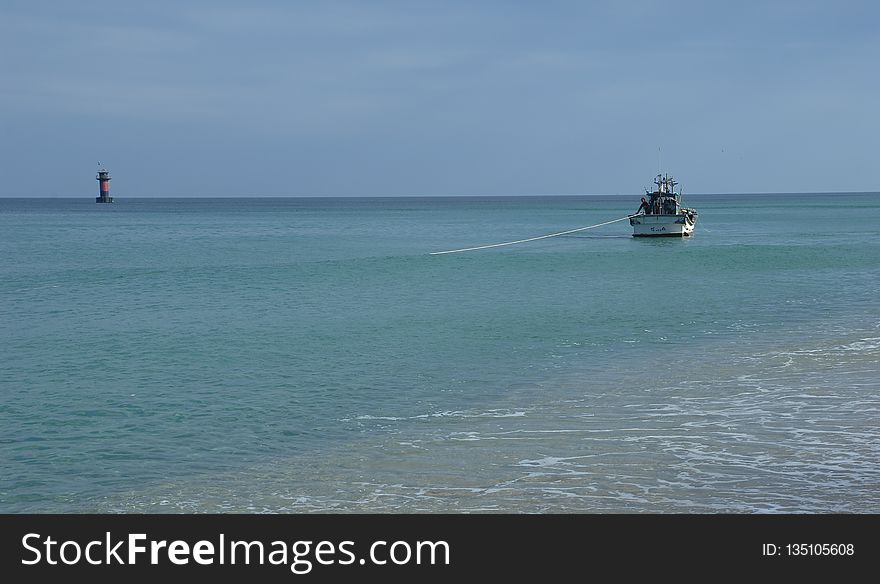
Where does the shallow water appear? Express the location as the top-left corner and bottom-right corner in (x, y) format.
(1, 193), (878, 512)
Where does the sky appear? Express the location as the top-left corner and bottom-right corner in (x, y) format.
(1, 0), (878, 197)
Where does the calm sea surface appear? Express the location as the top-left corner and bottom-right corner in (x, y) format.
(1, 194), (878, 512)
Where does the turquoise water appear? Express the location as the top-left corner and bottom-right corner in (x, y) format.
(1, 194), (878, 513)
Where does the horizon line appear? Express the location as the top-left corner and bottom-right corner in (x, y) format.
(1, 191), (879, 199)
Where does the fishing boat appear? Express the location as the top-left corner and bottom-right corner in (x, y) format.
(630, 174), (697, 237)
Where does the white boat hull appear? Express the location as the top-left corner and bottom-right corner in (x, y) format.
(630, 213), (696, 237)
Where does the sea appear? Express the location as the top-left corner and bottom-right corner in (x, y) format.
(1, 193), (878, 513)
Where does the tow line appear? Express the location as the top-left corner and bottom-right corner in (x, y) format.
(430, 215), (635, 255)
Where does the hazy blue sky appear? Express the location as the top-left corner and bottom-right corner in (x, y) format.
(2, 0), (878, 196)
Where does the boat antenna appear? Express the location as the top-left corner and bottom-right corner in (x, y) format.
(658, 147), (662, 174)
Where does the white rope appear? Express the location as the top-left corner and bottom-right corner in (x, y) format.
(430, 214), (635, 255)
